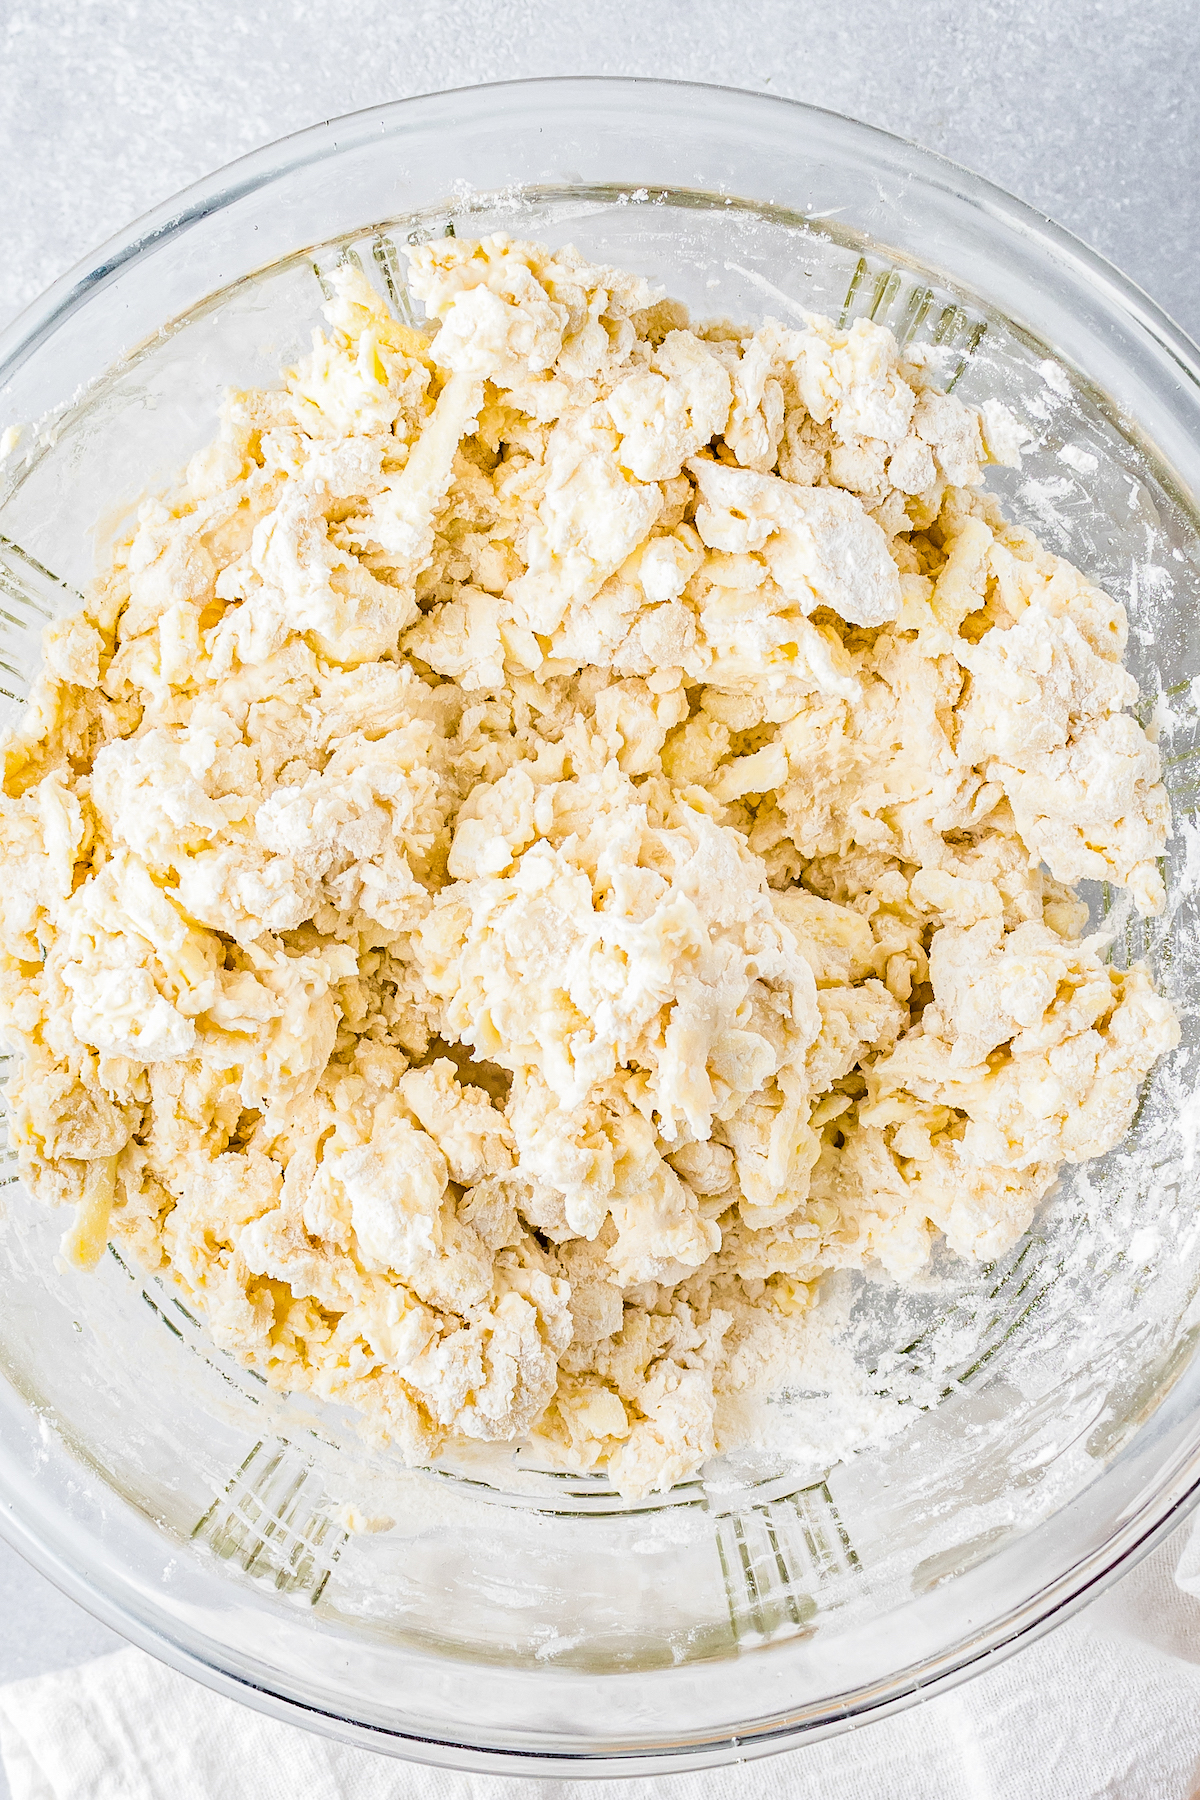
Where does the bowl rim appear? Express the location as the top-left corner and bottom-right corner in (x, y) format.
(3, 1420), (1199, 1778)
(3, 71), (1200, 1777)
(3, 74), (1200, 396)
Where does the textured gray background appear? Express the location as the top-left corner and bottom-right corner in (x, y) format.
(3, 0), (1199, 342)
(1, 0), (1199, 1786)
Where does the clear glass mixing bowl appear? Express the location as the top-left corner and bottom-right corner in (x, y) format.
(2, 77), (1200, 1779)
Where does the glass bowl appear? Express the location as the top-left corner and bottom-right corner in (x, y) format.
(2, 76), (1200, 1779)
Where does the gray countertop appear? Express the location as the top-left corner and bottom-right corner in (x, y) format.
(1, 1), (1199, 1788)
(4, 0), (1199, 345)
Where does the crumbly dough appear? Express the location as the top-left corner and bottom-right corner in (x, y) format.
(0, 235), (1178, 1496)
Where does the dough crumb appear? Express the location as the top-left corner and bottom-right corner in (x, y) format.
(0, 238), (1176, 1498)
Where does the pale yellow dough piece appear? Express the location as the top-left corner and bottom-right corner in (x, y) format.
(0, 236), (1177, 1498)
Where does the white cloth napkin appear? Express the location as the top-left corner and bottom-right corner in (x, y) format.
(5, 1519), (1200, 1800)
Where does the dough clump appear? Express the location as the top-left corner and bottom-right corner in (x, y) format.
(0, 235), (1177, 1495)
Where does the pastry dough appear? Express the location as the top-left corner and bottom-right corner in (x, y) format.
(0, 236), (1176, 1496)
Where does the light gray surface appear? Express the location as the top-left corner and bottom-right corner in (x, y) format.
(3, 0), (1199, 343)
(0, 1538), (123, 1683)
(1, 0), (1198, 1788)
(0, 1542), (123, 1798)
